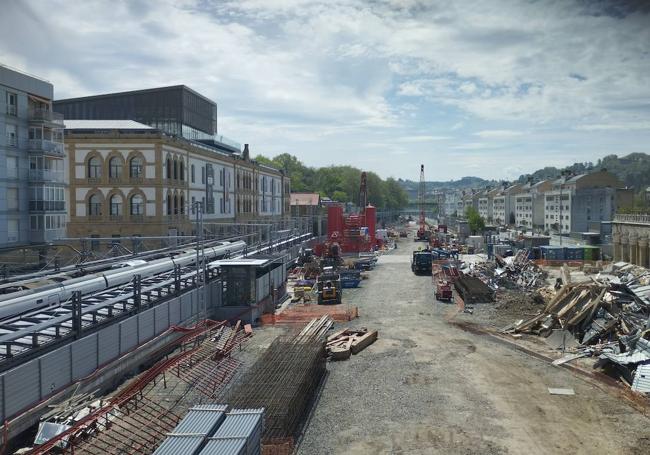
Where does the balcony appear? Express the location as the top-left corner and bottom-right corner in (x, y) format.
(29, 139), (64, 157)
(29, 201), (66, 212)
(29, 108), (64, 126)
(614, 213), (650, 225)
(1, 133), (20, 148)
(29, 169), (65, 183)
(6, 105), (17, 117)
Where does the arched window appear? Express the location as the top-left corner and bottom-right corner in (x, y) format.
(130, 194), (144, 215)
(191, 164), (195, 183)
(130, 157), (143, 178)
(180, 195), (184, 214)
(179, 161), (184, 181)
(173, 159), (178, 180)
(167, 194), (172, 215)
(173, 195), (178, 215)
(109, 195), (122, 216)
(166, 158), (172, 179)
(109, 157), (122, 179)
(88, 193), (102, 216)
(88, 156), (101, 178)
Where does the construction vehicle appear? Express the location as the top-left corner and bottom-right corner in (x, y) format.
(317, 268), (342, 304)
(411, 250), (433, 275)
(415, 164), (430, 242)
(434, 279), (453, 302)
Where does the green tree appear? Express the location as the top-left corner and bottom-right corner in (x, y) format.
(465, 207), (485, 234)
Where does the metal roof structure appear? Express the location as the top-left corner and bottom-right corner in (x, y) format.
(173, 404), (229, 435)
(64, 119), (153, 129)
(200, 437), (248, 455)
(632, 363), (650, 393)
(153, 435), (206, 455)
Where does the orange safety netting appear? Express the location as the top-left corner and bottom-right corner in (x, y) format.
(260, 304), (359, 324)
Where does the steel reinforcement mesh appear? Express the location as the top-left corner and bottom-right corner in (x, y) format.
(227, 336), (326, 441)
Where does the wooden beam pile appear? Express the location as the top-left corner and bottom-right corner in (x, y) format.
(511, 283), (608, 338)
(326, 328), (378, 360)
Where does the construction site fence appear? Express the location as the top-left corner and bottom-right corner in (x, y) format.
(532, 260), (611, 268)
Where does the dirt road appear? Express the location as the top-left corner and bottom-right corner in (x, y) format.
(297, 241), (650, 454)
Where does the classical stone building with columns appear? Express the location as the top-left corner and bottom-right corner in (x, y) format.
(612, 213), (650, 267)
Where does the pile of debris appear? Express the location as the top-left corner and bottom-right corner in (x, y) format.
(504, 265), (650, 393)
(326, 328), (378, 360)
(469, 249), (547, 291)
(454, 275), (495, 304)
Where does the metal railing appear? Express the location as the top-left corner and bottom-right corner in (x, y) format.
(614, 213), (650, 224)
(28, 169), (65, 182)
(28, 138), (64, 155)
(29, 108), (64, 125)
(6, 105), (17, 116)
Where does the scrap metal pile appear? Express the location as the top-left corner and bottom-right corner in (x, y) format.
(468, 249), (547, 291)
(504, 264), (650, 393)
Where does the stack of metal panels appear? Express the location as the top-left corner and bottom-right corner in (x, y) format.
(153, 404), (228, 455)
(203, 408), (265, 455)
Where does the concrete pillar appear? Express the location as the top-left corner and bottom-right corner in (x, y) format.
(638, 236), (648, 268)
(621, 234), (629, 262)
(629, 233), (638, 265)
(612, 232), (621, 262)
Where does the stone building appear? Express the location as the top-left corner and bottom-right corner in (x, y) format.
(612, 214), (650, 267)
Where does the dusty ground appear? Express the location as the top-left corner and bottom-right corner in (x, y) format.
(296, 237), (650, 455)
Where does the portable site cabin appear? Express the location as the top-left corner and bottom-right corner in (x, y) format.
(214, 254), (287, 324)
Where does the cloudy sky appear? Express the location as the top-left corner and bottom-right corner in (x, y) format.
(1, 0), (649, 181)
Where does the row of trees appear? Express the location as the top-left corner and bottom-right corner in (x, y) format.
(255, 153), (409, 210)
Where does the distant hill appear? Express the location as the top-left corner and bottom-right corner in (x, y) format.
(516, 153), (650, 191)
(398, 153), (650, 200)
(398, 176), (494, 199)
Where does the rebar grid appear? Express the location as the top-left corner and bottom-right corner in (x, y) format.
(227, 335), (326, 441)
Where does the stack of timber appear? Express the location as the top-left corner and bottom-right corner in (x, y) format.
(326, 328), (378, 360)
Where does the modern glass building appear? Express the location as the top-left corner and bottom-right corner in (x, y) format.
(54, 85), (239, 152)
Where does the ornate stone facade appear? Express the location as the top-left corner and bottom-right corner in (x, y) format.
(612, 214), (650, 267)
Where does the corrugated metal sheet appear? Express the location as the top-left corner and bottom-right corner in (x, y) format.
(98, 323), (120, 365)
(138, 308), (155, 343)
(602, 338), (650, 365)
(169, 299), (182, 324)
(212, 409), (264, 455)
(152, 435), (205, 455)
(4, 359), (40, 418)
(40, 345), (71, 397)
(632, 363), (650, 393)
(181, 294), (193, 321)
(71, 334), (98, 380)
(0, 375), (4, 422)
(199, 437), (247, 455)
(154, 302), (170, 334)
(174, 404), (228, 435)
(120, 317), (138, 353)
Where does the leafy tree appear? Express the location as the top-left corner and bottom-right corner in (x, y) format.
(465, 207), (485, 234)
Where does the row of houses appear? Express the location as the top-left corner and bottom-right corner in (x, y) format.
(1, 64), (289, 249)
(441, 171), (633, 235)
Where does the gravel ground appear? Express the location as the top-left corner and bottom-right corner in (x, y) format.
(295, 237), (650, 455)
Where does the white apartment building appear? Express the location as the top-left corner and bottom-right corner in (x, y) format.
(492, 183), (523, 226)
(514, 180), (552, 230)
(478, 188), (499, 222)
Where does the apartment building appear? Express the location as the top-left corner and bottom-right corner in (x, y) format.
(0, 65), (66, 247)
(492, 183), (523, 226)
(64, 121), (287, 243)
(442, 190), (461, 217)
(514, 180), (552, 230)
(461, 190), (480, 216)
(544, 171), (632, 234)
(477, 188), (499, 222)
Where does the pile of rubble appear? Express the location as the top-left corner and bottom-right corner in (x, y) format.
(503, 264), (650, 393)
(468, 249), (547, 291)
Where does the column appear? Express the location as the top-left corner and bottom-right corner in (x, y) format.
(612, 232), (621, 262)
(621, 233), (629, 262)
(638, 236), (648, 268)
(629, 233), (638, 265)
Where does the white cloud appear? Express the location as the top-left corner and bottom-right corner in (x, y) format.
(474, 130), (524, 138)
(0, 0), (648, 180)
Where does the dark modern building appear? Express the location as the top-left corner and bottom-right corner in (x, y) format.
(54, 85), (240, 153)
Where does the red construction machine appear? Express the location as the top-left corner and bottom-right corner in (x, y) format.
(434, 280), (453, 302)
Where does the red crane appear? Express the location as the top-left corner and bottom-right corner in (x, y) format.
(415, 164), (430, 242)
